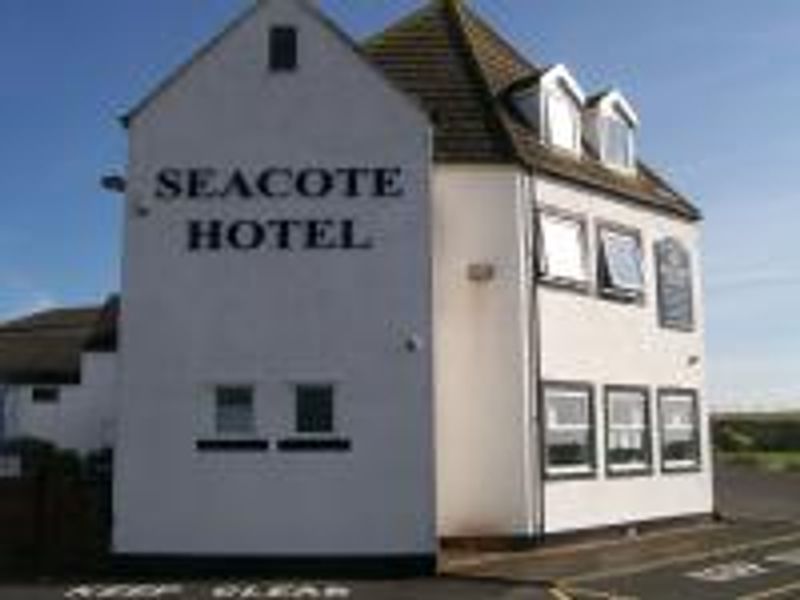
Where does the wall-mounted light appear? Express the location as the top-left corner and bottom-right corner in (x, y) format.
(404, 335), (424, 353)
(467, 263), (496, 283)
(101, 174), (127, 194)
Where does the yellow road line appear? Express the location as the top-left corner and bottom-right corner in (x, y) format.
(444, 521), (724, 570)
(738, 580), (800, 600)
(549, 586), (574, 600)
(563, 529), (800, 585)
(559, 584), (638, 599)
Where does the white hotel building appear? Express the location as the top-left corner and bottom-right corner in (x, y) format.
(0, 0), (711, 573)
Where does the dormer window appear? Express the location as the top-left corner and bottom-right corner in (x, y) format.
(511, 64), (586, 156)
(601, 114), (634, 170)
(543, 84), (581, 153)
(586, 90), (639, 172)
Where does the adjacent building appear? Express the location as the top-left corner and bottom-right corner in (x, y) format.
(0, 0), (712, 572)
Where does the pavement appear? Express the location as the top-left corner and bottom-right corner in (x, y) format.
(442, 460), (800, 599)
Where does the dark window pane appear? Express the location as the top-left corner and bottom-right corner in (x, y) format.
(270, 26), (297, 72)
(656, 238), (694, 330)
(296, 385), (334, 434)
(660, 391), (700, 469)
(216, 386), (254, 435)
(598, 228), (644, 297)
(544, 385), (594, 476)
(32, 387), (59, 403)
(606, 388), (651, 472)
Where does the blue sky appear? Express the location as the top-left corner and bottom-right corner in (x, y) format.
(0, 1), (798, 410)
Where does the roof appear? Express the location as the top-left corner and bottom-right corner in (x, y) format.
(363, 0), (701, 220)
(0, 299), (118, 385)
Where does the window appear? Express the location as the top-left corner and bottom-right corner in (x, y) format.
(31, 387), (59, 404)
(269, 26), (297, 72)
(597, 225), (645, 301)
(543, 85), (581, 153)
(296, 384), (335, 434)
(601, 115), (635, 170)
(543, 383), (595, 478)
(655, 238), (695, 331)
(538, 209), (589, 288)
(215, 386), (255, 436)
(659, 389), (701, 472)
(605, 387), (652, 475)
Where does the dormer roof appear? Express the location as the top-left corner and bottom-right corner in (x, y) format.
(363, 0), (700, 220)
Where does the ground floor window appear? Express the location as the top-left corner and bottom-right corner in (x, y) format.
(543, 383), (595, 478)
(295, 384), (335, 434)
(605, 386), (652, 475)
(215, 386), (255, 436)
(659, 389), (701, 471)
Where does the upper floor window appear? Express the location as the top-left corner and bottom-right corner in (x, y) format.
(269, 26), (297, 72)
(655, 238), (695, 331)
(538, 208), (589, 289)
(601, 114), (635, 170)
(586, 90), (639, 172)
(597, 224), (645, 302)
(543, 85), (582, 153)
(512, 65), (585, 155)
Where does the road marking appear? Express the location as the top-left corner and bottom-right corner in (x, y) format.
(558, 584), (638, 599)
(737, 579), (800, 600)
(766, 548), (800, 566)
(443, 521), (724, 570)
(687, 561), (770, 583)
(562, 529), (800, 585)
(549, 586), (574, 600)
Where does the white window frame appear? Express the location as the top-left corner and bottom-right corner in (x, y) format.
(601, 113), (635, 171)
(537, 207), (590, 290)
(543, 382), (596, 479)
(543, 84), (582, 154)
(605, 386), (652, 476)
(214, 385), (256, 437)
(659, 389), (701, 472)
(597, 222), (646, 302)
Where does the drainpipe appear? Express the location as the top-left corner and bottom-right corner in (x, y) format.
(527, 172), (546, 540)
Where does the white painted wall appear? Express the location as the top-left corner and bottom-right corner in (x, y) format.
(3, 354), (117, 455)
(433, 166), (536, 537)
(116, 0), (434, 556)
(535, 175), (712, 533)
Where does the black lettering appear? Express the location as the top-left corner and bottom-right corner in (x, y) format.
(305, 220), (338, 250)
(188, 220), (223, 251)
(220, 170), (254, 199)
(266, 219), (304, 250)
(256, 169), (292, 198)
(335, 168), (371, 198)
(374, 168), (404, 198)
(155, 168), (183, 200)
(340, 219), (373, 250)
(227, 221), (266, 250)
(296, 169), (333, 198)
(187, 168), (219, 199)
